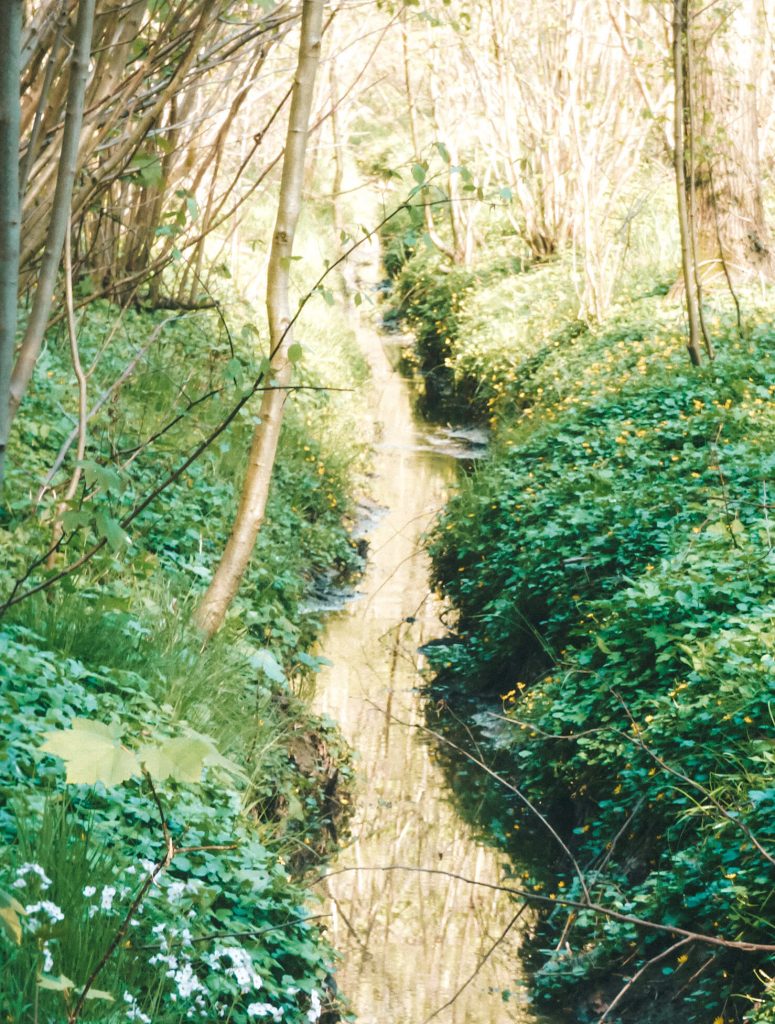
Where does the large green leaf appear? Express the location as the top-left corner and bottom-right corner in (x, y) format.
(40, 718), (139, 786)
(0, 887), (26, 944)
(80, 987), (115, 1002)
(250, 649), (286, 684)
(38, 974), (75, 992)
(138, 736), (214, 783)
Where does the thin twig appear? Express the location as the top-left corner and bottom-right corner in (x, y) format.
(68, 776), (175, 1023)
(313, 863), (775, 953)
(47, 220), (88, 565)
(598, 937), (693, 1022)
(423, 903), (529, 1023)
(137, 913), (332, 951)
(369, 699), (592, 903)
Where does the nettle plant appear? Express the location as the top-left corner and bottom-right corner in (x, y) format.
(0, 709), (333, 1024)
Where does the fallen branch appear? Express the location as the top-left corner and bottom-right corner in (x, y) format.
(314, 863), (775, 953)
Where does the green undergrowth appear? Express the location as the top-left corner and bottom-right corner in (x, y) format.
(413, 266), (775, 1023)
(0, 294), (369, 1021)
(381, 210), (533, 419)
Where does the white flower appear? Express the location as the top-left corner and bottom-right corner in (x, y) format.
(221, 947), (262, 992)
(307, 989), (322, 1023)
(166, 881), (186, 902)
(25, 900), (64, 929)
(100, 885), (116, 911)
(83, 885), (97, 898)
(42, 942), (54, 973)
(170, 961), (203, 999)
(247, 1003), (283, 1021)
(123, 991), (151, 1023)
(13, 863), (52, 890)
(150, 952), (177, 968)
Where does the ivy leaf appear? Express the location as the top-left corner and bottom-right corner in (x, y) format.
(224, 358), (244, 387)
(80, 460), (122, 495)
(61, 509), (91, 530)
(40, 718), (139, 786)
(128, 151), (164, 188)
(286, 792), (305, 821)
(0, 887), (26, 944)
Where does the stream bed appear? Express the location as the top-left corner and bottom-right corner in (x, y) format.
(311, 327), (551, 1024)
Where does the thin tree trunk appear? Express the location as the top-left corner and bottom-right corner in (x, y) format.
(0, 0), (23, 489)
(48, 220), (87, 565)
(194, 0), (325, 637)
(672, 0), (703, 367)
(8, 0), (96, 427)
(401, 11), (456, 263)
(18, 5), (66, 200)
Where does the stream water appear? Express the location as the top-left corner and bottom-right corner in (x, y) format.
(312, 327), (548, 1024)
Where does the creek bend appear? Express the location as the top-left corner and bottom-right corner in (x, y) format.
(311, 325), (551, 1024)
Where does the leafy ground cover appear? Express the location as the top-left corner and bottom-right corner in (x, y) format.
(391, 243), (775, 1022)
(0, 291), (369, 1022)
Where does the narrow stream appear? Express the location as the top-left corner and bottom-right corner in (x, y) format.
(312, 326), (547, 1024)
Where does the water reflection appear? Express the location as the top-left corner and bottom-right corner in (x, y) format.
(312, 329), (543, 1024)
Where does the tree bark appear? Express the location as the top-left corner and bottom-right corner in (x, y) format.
(672, 0), (704, 366)
(194, 0), (325, 637)
(686, 0), (774, 282)
(0, 0), (22, 488)
(8, 0), (96, 428)
(48, 220), (87, 565)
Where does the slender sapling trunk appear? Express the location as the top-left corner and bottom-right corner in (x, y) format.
(8, 0), (96, 426)
(194, 0), (325, 636)
(0, 0), (23, 488)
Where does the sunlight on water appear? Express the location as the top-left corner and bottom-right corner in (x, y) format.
(312, 325), (546, 1024)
